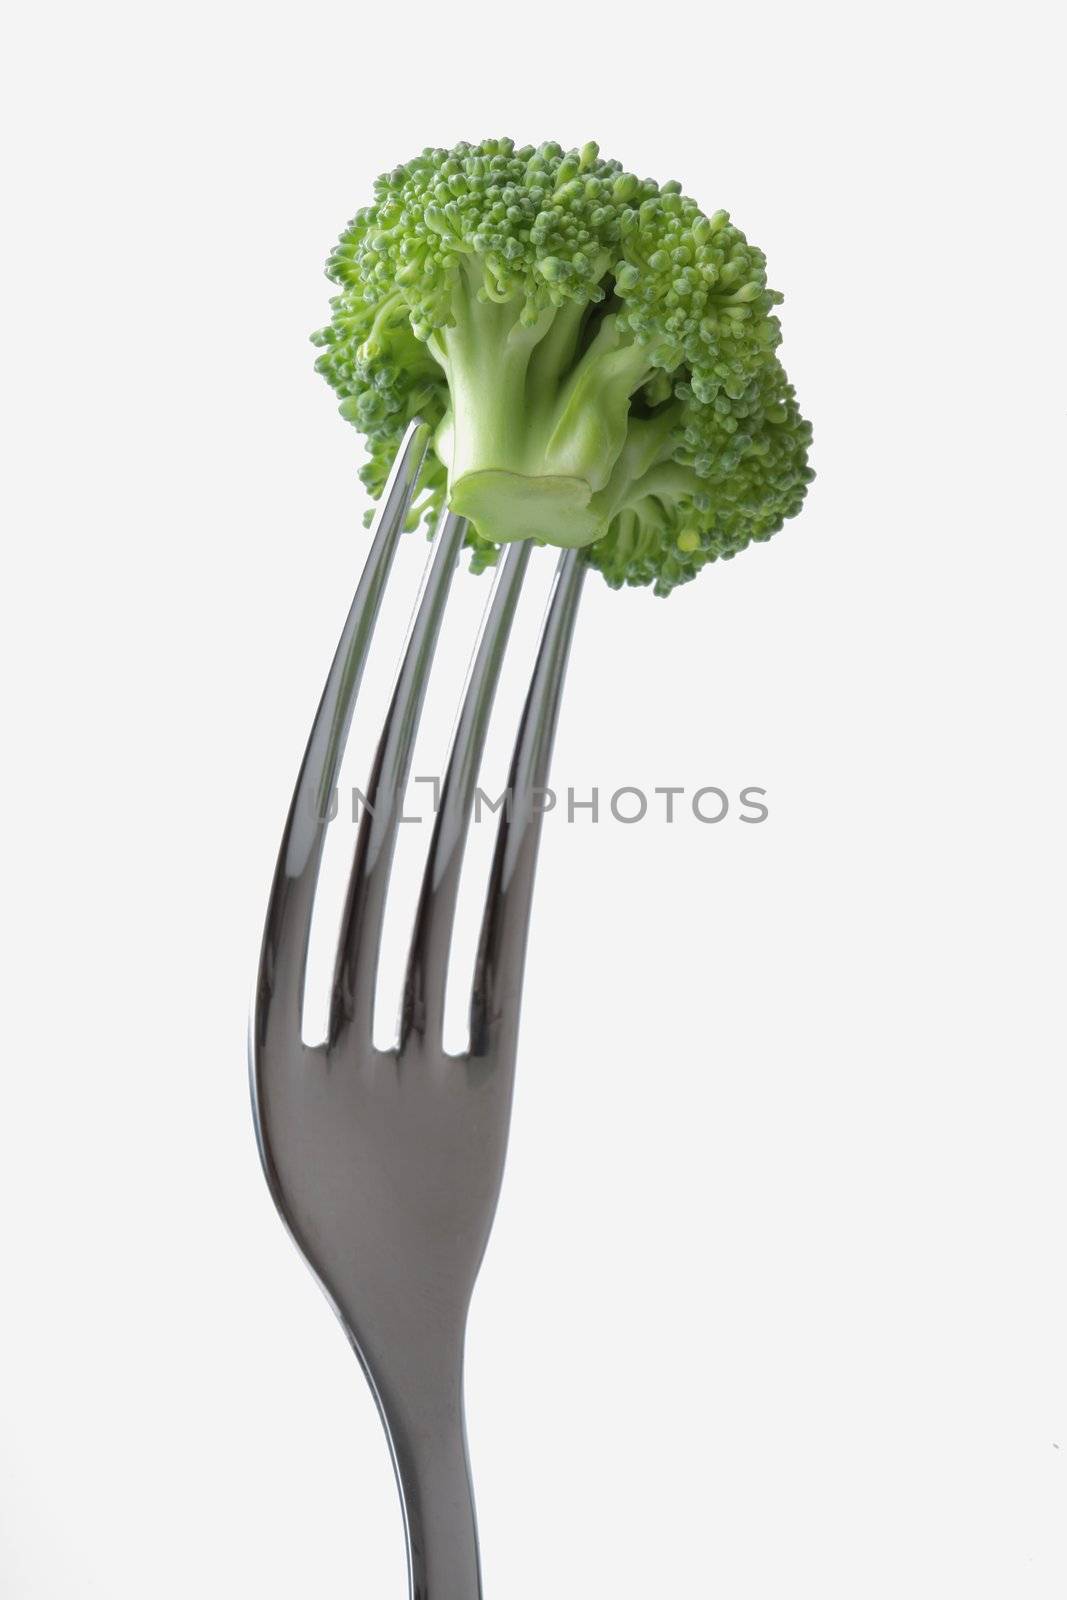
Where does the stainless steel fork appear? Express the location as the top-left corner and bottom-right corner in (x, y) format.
(249, 419), (584, 1600)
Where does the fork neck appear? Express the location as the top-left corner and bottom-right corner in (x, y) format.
(372, 1344), (482, 1600)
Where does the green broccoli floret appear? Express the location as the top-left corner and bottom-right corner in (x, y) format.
(312, 138), (813, 596)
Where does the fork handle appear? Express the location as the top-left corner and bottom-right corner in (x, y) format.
(373, 1351), (482, 1600)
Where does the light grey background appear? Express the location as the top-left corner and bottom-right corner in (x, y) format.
(3, 3), (1064, 1595)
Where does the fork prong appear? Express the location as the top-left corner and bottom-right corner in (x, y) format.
(329, 511), (469, 1054)
(468, 548), (585, 1060)
(253, 420), (430, 1055)
(401, 539), (532, 1049)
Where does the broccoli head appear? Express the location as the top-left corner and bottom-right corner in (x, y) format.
(312, 138), (813, 596)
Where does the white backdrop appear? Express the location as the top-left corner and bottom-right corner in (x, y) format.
(3, 3), (1064, 1595)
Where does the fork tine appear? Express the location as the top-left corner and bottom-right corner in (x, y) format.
(402, 539), (532, 1048)
(253, 420), (430, 1054)
(329, 510), (469, 1053)
(468, 547), (586, 1059)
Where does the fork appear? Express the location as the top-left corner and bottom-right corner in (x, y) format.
(249, 419), (584, 1600)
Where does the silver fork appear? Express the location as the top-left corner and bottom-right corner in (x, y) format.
(249, 420), (584, 1600)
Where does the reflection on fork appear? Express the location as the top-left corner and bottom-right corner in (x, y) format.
(249, 420), (584, 1600)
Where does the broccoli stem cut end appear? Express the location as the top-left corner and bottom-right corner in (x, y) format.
(448, 469), (603, 548)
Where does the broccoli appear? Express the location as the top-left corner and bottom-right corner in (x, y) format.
(312, 138), (813, 597)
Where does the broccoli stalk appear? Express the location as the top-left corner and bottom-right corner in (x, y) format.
(313, 139), (812, 596)
(430, 264), (675, 548)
